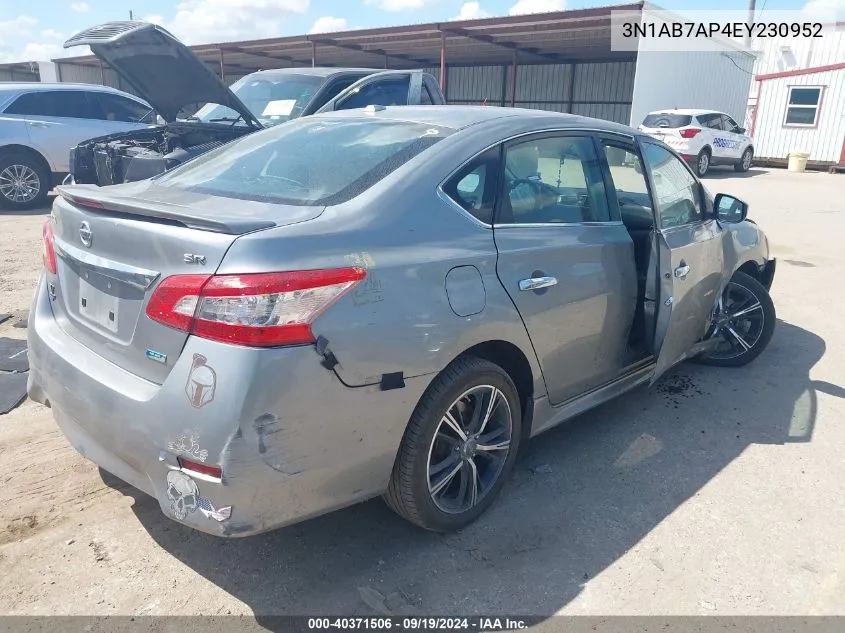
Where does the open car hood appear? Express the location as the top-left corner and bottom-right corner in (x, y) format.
(64, 21), (261, 128)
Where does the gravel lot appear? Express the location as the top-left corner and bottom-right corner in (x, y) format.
(1, 167), (844, 618)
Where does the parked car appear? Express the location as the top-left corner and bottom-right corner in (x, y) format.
(638, 109), (754, 177)
(0, 82), (154, 209)
(63, 21), (445, 188)
(28, 106), (777, 537)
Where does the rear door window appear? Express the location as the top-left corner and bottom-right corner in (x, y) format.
(642, 113), (692, 129)
(157, 118), (452, 206)
(497, 135), (611, 224)
(336, 76), (411, 110)
(696, 113), (724, 130)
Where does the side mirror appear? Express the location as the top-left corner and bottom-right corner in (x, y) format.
(714, 193), (748, 223)
(736, 127), (746, 134)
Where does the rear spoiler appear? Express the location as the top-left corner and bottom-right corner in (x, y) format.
(55, 185), (277, 235)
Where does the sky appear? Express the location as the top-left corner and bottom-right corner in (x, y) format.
(0, 0), (841, 63)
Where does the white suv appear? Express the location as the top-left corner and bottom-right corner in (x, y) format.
(0, 83), (153, 209)
(638, 109), (753, 177)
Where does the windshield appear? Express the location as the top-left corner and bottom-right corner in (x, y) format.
(642, 113), (693, 129)
(156, 117), (453, 206)
(194, 74), (327, 127)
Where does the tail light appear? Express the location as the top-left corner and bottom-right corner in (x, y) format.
(146, 268), (366, 347)
(680, 128), (701, 139)
(42, 219), (57, 274)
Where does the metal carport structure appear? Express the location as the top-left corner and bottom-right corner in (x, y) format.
(52, 3), (641, 123)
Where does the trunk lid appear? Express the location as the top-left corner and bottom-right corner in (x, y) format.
(63, 21), (261, 128)
(49, 184), (325, 384)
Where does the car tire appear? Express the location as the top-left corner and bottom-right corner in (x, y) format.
(384, 355), (522, 532)
(735, 147), (753, 172)
(0, 152), (50, 210)
(696, 272), (775, 368)
(695, 148), (711, 177)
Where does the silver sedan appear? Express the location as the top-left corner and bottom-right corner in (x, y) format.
(28, 106), (776, 536)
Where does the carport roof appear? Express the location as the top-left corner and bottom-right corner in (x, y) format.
(54, 2), (641, 75)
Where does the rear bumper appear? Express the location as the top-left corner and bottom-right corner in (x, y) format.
(27, 275), (431, 537)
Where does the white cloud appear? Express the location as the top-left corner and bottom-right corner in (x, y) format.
(803, 0), (845, 18)
(0, 15), (38, 39)
(364, 0), (439, 10)
(70, 2), (91, 11)
(0, 16), (64, 62)
(309, 16), (348, 34)
(453, 2), (490, 20)
(163, 0), (310, 44)
(508, 0), (565, 16)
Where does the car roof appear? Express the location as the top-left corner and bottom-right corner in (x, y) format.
(0, 82), (143, 97)
(246, 67), (381, 78)
(645, 108), (724, 116)
(316, 105), (638, 135)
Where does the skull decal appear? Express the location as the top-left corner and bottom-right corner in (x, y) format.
(166, 471), (199, 520)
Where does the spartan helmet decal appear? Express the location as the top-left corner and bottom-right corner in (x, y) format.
(186, 354), (216, 408)
(166, 471), (199, 520)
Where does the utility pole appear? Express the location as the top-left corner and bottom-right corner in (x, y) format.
(129, 10), (134, 20)
(744, 0), (755, 48)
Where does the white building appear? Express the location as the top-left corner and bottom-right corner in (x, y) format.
(748, 29), (845, 168)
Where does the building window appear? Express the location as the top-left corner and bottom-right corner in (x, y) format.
(784, 86), (823, 127)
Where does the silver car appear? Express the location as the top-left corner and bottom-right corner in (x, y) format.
(28, 106), (777, 536)
(0, 82), (154, 209)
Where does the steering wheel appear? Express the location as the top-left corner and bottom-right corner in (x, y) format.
(509, 178), (545, 194)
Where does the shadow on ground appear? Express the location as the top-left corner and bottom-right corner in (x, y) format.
(105, 319), (837, 621)
(703, 167), (765, 180)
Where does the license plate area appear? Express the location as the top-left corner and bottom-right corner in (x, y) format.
(79, 270), (120, 333)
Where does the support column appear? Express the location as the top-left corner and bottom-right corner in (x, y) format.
(439, 31), (447, 96)
(384, 52), (389, 69)
(567, 62), (577, 114)
(311, 41), (317, 68)
(99, 59), (105, 84)
(510, 49), (517, 107)
(218, 47), (225, 80)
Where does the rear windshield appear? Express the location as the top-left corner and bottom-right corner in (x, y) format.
(642, 113), (693, 128)
(195, 74), (326, 127)
(156, 117), (453, 206)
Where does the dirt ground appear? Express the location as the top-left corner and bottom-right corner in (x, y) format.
(1, 167), (844, 618)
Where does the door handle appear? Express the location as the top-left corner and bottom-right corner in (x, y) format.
(28, 121), (49, 128)
(519, 276), (558, 291)
(674, 264), (691, 279)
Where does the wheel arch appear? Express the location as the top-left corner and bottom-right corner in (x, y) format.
(0, 144), (53, 175)
(452, 340), (536, 440)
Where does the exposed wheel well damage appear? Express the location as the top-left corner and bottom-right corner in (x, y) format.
(0, 144), (52, 174)
(459, 340), (534, 438)
(737, 260), (762, 282)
